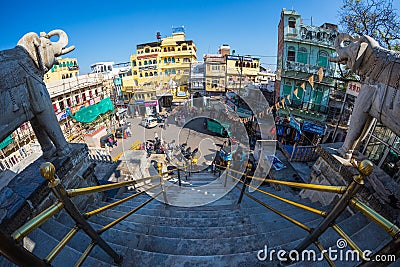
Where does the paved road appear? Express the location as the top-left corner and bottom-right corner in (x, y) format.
(109, 116), (229, 170)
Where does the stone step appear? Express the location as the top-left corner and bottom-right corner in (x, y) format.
(119, 237), (316, 266)
(94, 209), (252, 227)
(23, 227), (116, 267)
(39, 218), (126, 264)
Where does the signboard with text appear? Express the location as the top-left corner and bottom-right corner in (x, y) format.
(346, 82), (361, 97)
(302, 121), (326, 135)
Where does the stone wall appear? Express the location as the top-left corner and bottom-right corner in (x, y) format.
(301, 143), (400, 223)
(0, 143), (103, 234)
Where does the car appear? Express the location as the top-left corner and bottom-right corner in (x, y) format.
(140, 117), (158, 128)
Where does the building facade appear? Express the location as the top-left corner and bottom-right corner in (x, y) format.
(275, 9), (339, 117)
(274, 8), (340, 147)
(128, 27), (197, 103)
(44, 57), (79, 82)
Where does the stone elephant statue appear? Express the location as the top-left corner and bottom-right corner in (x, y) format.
(0, 30), (75, 158)
(330, 33), (400, 159)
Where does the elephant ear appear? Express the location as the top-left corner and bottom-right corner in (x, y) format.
(352, 42), (368, 72)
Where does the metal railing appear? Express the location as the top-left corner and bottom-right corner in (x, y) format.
(217, 160), (400, 266)
(2, 157), (399, 266)
(1, 162), (185, 266)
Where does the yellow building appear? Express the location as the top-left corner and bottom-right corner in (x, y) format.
(45, 57), (79, 82)
(129, 27), (197, 101)
(226, 55), (260, 92)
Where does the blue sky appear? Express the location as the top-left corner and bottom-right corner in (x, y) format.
(1, 0), (345, 74)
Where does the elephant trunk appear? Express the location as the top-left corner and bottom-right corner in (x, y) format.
(329, 33), (355, 63)
(46, 29), (75, 56)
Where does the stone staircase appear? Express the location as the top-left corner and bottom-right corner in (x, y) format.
(0, 170), (397, 266)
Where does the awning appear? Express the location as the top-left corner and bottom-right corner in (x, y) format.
(0, 135), (14, 150)
(67, 97), (114, 123)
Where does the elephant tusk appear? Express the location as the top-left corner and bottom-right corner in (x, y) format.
(60, 46), (75, 55)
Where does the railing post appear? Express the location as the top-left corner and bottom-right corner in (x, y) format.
(177, 168), (182, 186)
(238, 163), (252, 204)
(224, 160), (231, 187)
(293, 160), (374, 255)
(39, 162), (123, 265)
(189, 156), (192, 177)
(157, 162), (168, 204)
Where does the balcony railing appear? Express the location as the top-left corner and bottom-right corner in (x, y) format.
(285, 61), (335, 77)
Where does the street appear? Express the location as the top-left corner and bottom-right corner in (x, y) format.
(109, 116), (229, 171)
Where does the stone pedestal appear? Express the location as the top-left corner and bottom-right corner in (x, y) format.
(301, 142), (400, 222)
(0, 143), (103, 234)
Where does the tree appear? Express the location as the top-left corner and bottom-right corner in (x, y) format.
(338, 0), (400, 50)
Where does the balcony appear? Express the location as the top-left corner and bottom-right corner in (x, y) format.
(285, 25), (337, 47)
(285, 61), (335, 77)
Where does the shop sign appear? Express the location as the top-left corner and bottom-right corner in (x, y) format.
(302, 121), (326, 135)
(346, 82), (361, 97)
(137, 53), (158, 60)
(289, 116), (302, 133)
(226, 55), (253, 62)
(144, 100), (158, 107)
(135, 99), (144, 105)
(176, 91), (187, 97)
(57, 111), (68, 121)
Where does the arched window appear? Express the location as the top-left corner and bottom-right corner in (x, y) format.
(182, 46), (187, 51)
(288, 17), (296, 28)
(164, 58), (167, 63)
(154, 72), (158, 76)
(144, 60), (147, 65)
(149, 72), (153, 76)
(287, 46), (296, 61)
(164, 48), (167, 52)
(318, 50), (329, 68)
(153, 59), (157, 64)
(246, 62), (250, 68)
(140, 73), (143, 77)
(139, 61), (142, 66)
(297, 47), (308, 64)
(145, 48), (150, 53)
(172, 57), (175, 63)
(145, 72), (148, 77)
(133, 71), (137, 75)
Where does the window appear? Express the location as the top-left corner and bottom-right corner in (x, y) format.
(211, 65), (220, 71)
(297, 47), (308, 64)
(139, 61), (142, 66)
(182, 46), (187, 51)
(154, 72), (158, 76)
(288, 17), (296, 28)
(153, 59), (157, 64)
(318, 51), (329, 68)
(164, 58), (167, 64)
(183, 58), (190, 63)
(108, 65), (112, 71)
(212, 79), (218, 88)
(145, 72), (148, 77)
(287, 46), (296, 61)
(164, 48), (167, 52)
(133, 71), (137, 75)
(172, 57), (175, 63)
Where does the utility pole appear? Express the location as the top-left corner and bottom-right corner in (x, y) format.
(238, 55), (243, 95)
